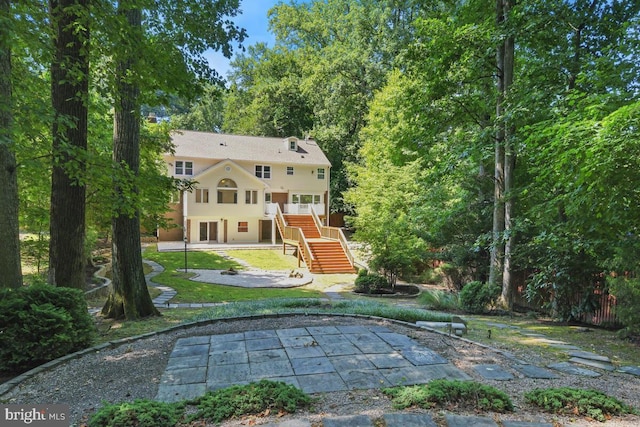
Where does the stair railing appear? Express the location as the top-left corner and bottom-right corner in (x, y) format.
(310, 206), (355, 270)
(276, 204), (315, 270)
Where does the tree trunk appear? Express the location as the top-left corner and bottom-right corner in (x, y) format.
(48, 0), (90, 289)
(492, 0), (516, 309)
(0, 0), (23, 289)
(501, 14), (515, 309)
(489, 0), (506, 288)
(102, 3), (159, 320)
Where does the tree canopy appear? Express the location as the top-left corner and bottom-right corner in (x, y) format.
(214, 0), (640, 320)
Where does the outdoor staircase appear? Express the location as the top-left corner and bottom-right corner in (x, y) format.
(283, 214), (321, 238)
(307, 239), (356, 274)
(282, 214), (356, 274)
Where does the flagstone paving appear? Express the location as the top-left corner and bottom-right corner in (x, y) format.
(156, 325), (556, 426)
(156, 325), (471, 402)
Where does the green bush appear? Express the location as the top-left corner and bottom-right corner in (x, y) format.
(187, 380), (311, 423)
(459, 281), (500, 314)
(419, 289), (460, 311)
(608, 277), (640, 335)
(0, 284), (95, 372)
(354, 269), (390, 294)
(524, 387), (635, 422)
(88, 400), (183, 427)
(383, 379), (513, 412)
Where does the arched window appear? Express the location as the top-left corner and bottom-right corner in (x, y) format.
(217, 178), (237, 204)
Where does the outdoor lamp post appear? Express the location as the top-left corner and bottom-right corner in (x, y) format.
(183, 236), (188, 273)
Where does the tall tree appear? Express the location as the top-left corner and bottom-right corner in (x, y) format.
(102, 2), (158, 319)
(489, 0), (516, 307)
(101, 0), (245, 319)
(0, 0), (22, 288)
(48, 0), (90, 288)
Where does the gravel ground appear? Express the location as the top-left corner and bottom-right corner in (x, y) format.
(2, 314), (639, 427)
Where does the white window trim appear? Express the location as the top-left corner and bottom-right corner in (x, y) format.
(245, 190), (258, 204)
(195, 188), (209, 203)
(175, 160), (193, 176)
(255, 164), (272, 179)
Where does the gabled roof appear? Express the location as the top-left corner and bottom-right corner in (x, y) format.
(193, 159), (269, 188)
(170, 130), (331, 167)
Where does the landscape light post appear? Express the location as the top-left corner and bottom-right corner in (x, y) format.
(184, 236), (188, 273)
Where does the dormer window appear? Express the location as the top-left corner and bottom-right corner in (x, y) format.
(284, 137), (298, 152)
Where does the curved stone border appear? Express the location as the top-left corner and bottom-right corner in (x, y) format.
(3, 310), (639, 399)
(84, 263), (112, 298)
(0, 311), (488, 397)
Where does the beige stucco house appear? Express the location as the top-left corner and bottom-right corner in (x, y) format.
(158, 131), (332, 245)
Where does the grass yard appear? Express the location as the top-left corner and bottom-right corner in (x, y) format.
(465, 315), (640, 367)
(142, 246), (325, 303)
(225, 249), (301, 270)
(95, 308), (209, 342)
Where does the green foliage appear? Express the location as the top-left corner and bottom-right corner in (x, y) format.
(459, 281), (500, 314)
(0, 285), (95, 372)
(345, 153), (428, 287)
(170, 84), (226, 132)
(190, 298), (452, 324)
(524, 387), (635, 422)
(608, 277), (640, 336)
(88, 400), (182, 427)
(419, 289), (460, 311)
(523, 231), (602, 321)
(187, 380), (310, 423)
(20, 235), (49, 275)
(354, 269), (390, 294)
(89, 381), (310, 427)
(607, 234), (640, 334)
(383, 379), (513, 413)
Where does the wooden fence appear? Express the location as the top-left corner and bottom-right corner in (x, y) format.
(511, 275), (620, 327)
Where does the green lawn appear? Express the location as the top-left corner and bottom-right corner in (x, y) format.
(465, 315), (640, 367)
(95, 308), (209, 342)
(226, 249), (301, 270)
(143, 246), (325, 303)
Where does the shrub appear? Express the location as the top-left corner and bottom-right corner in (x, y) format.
(88, 400), (183, 427)
(419, 289), (460, 311)
(524, 387), (635, 422)
(608, 277), (640, 335)
(459, 281), (500, 314)
(354, 269), (390, 294)
(0, 284), (95, 372)
(186, 380), (311, 423)
(383, 379), (513, 413)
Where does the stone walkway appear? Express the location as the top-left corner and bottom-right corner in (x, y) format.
(156, 325), (470, 402)
(156, 324), (557, 426)
(482, 321), (640, 379)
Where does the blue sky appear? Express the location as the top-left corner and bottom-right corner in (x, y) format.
(205, 0), (280, 79)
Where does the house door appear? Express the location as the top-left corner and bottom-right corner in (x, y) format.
(199, 221), (218, 242)
(223, 219), (228, 243)
(272, 193), (288, 212)
(259, 220), (272, 242)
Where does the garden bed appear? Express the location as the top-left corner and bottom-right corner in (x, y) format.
(353, 284), (421, 298)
